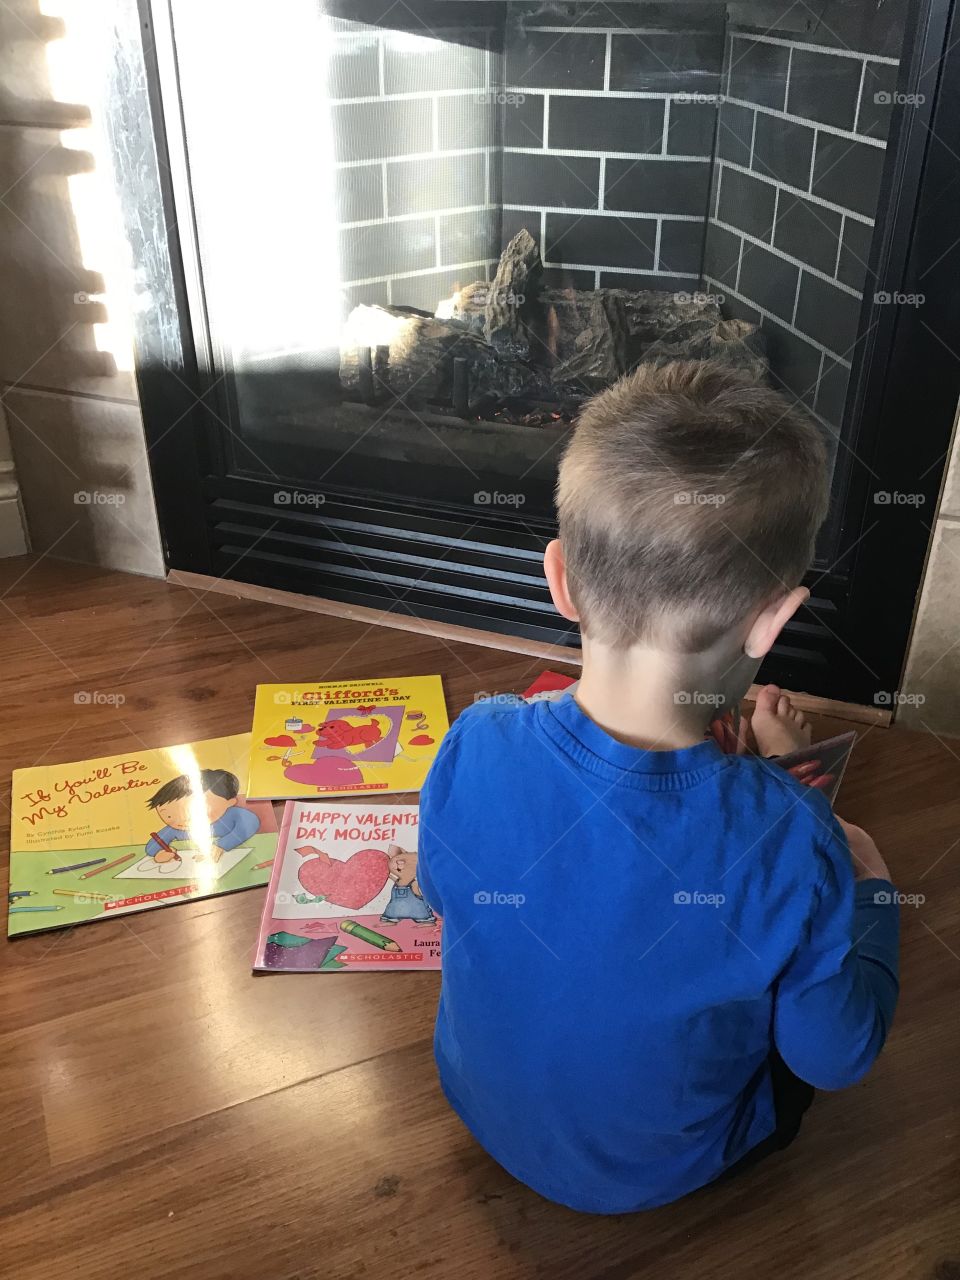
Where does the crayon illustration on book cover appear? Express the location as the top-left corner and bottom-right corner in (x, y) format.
(254, 802), (440, 972)
(8, 734), (278, 937)
(246, 676), (448, 800)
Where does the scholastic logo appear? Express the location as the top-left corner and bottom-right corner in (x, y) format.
(341, 952), (423, 962)
(104, 890), (197, 911)
(316, 783), (388, 792)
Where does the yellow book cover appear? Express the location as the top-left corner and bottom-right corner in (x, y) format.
(8, 734), (278, 938)
(246, 676), (448, 800)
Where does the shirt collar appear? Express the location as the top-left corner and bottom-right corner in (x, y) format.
(539, 691), (730, 788)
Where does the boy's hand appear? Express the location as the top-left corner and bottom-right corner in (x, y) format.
(837, 819), (892, 883)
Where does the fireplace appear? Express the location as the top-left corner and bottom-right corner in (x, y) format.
(133, 0), (960, 705)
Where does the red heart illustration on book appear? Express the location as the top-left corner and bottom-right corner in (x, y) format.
(408, 734), (435, 746)
(265, 734), (296, 747)
(283, 758), (365, 790)
(295, 845), (390, 909)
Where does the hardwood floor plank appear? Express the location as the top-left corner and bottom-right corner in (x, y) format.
(0, 556), (958, 1279)
(0, 1041), (954, 1280)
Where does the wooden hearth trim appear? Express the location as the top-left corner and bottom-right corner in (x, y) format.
(168, 570), (892, 727)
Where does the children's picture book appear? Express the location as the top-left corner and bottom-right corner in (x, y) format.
(253, 801), (441, 972)
(8, 734), (278, 938)
(521, 670), (580, 701)
(246, 676), (448, 800)
(520, 672), (856, 805)
(771, 731), (856, 806)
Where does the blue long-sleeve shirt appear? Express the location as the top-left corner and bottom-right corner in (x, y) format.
(417, 694), (899, 1213)
(144, 805), (260, 856)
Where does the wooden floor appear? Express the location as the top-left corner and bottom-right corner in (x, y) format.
(1, 558), (958, 1280)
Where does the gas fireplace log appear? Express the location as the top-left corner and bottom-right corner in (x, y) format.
(542, 288), (630, 383)
(615, 290), (722, 348)
(353, 228), (775, 421)
(340, 303), (554, 410)
(436, 280), (488, 335)
(638, 317), (769, 381)
(340, 305), (486, 403)
(484, 228), (543, 358)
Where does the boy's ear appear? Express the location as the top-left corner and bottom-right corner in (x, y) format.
(744, 587), (809, 659)
(544, 540), (580, 623)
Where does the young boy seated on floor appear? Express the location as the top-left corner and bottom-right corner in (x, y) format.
(417, 360), (899, 1214)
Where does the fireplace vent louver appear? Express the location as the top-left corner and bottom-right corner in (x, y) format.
(204, 489), (841, 672)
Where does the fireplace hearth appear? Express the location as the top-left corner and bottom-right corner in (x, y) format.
(137, 0), (960, 705)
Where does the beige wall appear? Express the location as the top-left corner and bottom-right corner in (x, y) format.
(898, 411), (960, 734)
(0, 0), (164, 574)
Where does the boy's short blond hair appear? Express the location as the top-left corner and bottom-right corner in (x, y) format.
(556, 360), (829, 652)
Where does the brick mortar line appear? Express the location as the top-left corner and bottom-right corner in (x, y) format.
(332, 87), (494, 107)
(337, 147), (489, 169)
(710, 218), (865, 302)
(340, 203), (498, 231)
(728, 30), (900, 66)
(504, 86), (722, 100)
(514, 27), (721, 36)
(332, 87), (728, 107)
(542, 263), (698, 279)
(502, 206), (706, 223)
(718, 158), (877, 226)
(344, 262), (700, 289)
(504, 147), (711, 162)
(342, 258), (496, 289)
(853, 59), (869, 135)
(702, 272), (855, 368)
(723, 94), (888, 148)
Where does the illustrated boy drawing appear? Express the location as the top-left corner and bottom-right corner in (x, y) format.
(417, 361), (899, 1213)
(380, 843), (436, 926)
(141, 769), (260, 870)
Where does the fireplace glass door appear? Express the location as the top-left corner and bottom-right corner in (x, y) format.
(165, 0), (910, 541)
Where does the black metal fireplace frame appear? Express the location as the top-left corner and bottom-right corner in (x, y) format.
(126, 0), (960, 706)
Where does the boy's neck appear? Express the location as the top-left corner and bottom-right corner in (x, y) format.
(574, 636), (756, 752)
